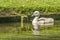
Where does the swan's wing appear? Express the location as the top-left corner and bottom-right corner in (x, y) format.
(38, 17), (45, 21)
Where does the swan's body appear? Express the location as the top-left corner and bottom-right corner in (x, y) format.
(38, 17), (54, 26)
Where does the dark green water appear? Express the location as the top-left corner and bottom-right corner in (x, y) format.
(0, 20), (60, 40)
(0, 20), (60, 33)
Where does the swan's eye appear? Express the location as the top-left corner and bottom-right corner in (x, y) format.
(35, 13), (37, 14)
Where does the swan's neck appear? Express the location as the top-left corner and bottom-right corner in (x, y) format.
(33, 17), (39, 21)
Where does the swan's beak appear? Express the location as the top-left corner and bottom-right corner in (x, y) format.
(32, 15), (35, 17)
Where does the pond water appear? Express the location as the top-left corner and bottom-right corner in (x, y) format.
(0, 20), (60, 33)
(0, 20), (60, 40)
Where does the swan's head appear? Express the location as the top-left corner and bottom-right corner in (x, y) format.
(32, 11), (40, 17)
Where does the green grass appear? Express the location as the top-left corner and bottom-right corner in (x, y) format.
(0, 0), (60, 7)
(0, 0), (60, 15)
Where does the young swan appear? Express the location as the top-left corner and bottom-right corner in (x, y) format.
(32, 11), (54, 35)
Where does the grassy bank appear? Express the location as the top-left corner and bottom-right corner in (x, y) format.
(0, 0), (60, 15)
